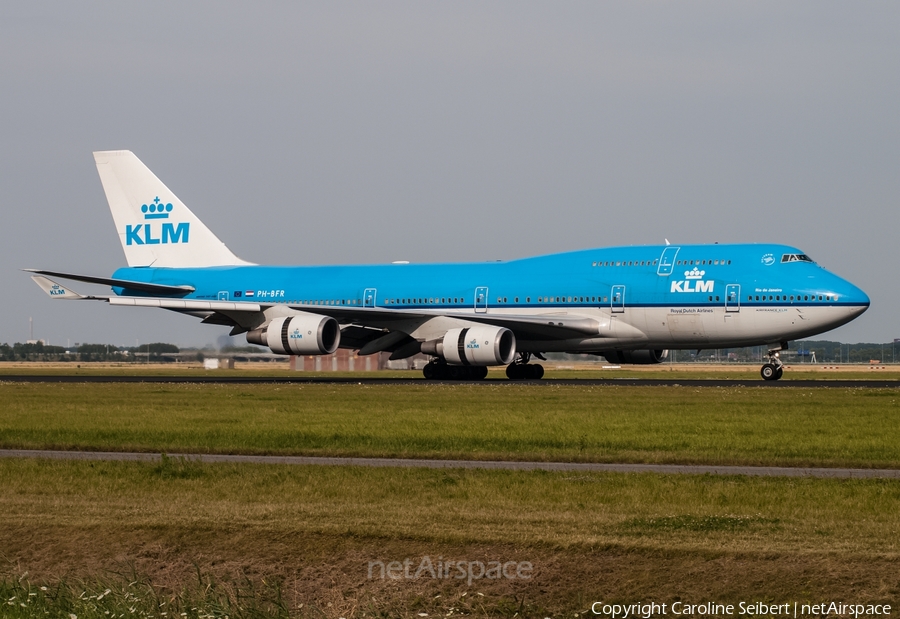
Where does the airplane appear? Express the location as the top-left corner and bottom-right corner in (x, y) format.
(28, 150), (869, 381)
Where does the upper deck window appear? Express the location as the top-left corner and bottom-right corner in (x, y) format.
(781, 254), (814, 263)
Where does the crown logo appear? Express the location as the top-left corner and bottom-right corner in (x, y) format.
(141, 196), (173, 220)
(685, 267), (705, 280)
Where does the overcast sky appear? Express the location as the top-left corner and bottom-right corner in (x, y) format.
(2, 2), (897, 348)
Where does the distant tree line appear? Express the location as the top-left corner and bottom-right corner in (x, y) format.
(0, 342), (190, 362)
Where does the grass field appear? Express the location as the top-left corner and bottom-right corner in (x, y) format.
(1, 382), (899, 467)
(1, 458), (898, 617)
(1, 377), (899, 616)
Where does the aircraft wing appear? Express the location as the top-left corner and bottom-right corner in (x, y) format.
(29, 274), (603, 342)
(295, 305), (604, 340)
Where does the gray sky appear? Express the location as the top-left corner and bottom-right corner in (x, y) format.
(2, 2), (897, 348)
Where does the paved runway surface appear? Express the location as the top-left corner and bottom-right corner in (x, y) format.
(3, 375), (900, 387)
(2, 449), (898, 479)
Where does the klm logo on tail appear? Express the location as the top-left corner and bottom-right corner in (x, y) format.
(125, 197), (190, 246)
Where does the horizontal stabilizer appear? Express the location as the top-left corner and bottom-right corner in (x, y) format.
(24, 269), (195, 296)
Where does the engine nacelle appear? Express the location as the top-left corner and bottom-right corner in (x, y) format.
(601, 349), (669, 365)
(421, 326), (516, 366)
(246, 314), (340, 355)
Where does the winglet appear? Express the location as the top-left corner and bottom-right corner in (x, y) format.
(30, 275), (88, 299)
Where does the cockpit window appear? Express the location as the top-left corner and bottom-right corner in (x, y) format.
(781, 254), (814, 263)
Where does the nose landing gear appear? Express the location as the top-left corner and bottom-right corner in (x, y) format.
(760, 349), (785, 381)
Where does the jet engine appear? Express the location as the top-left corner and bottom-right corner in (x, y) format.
(601, 349), (669, 364)
(421, 326), (516, 366)
(246, 314), (340, 355)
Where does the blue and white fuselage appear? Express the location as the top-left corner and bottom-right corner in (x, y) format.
(29, 151), (869, 380)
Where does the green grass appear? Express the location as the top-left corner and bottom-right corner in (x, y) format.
(5, 456), (896, 554)
(1, 382), (899, 467)
(1, 457), (898, 615)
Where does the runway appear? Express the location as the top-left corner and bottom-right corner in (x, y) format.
(3, 375), (900, 387)
(2, 449), (898, 479)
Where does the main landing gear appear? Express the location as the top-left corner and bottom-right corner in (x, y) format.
(505, 353), (545, 380)
(760, 349), (785, 381)
(422, 362), (488, 381)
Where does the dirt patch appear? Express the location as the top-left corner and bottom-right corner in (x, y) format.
(3, 524), (897, 617)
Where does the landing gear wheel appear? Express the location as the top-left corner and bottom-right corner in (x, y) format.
(506, 363), (544, 380)
(506, 364), (524, 380)
(472, 366), (489, 380)
(760, 345), (786, 381)
(526, 364), (544, 379)
(423, 362), (449, 380)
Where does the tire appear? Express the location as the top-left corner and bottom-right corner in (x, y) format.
(529, 364), (544, 379)
(760, 363), (777, 381)
(423, 364), (435, 380)
(774, 367), (784, 380)
(472, 366), (489, 380)
(506, 364), (523, 380)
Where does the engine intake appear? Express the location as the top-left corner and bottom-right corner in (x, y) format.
(246, 314), (340, 355)
(601, 349), (669, 365)
(421, 326), (516, 366)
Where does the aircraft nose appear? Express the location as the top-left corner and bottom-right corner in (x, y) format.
(840, 279), (870, 313)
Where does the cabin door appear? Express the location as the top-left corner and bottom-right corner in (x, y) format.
(657, 247), (680, 276)
(363, 288), (377, 307)
(725, 284), (741, 313)
(474, 287), (488, 313)
(611, 285), (626, 313)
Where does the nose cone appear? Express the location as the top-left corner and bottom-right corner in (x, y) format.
(840, 280), (870, 312)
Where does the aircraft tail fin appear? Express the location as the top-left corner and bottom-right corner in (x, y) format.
(93, 150), (252, 268)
